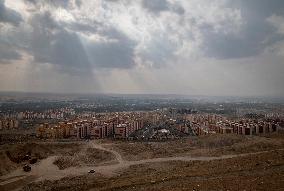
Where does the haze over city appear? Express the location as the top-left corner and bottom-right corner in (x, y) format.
(0, 0), (284, 96)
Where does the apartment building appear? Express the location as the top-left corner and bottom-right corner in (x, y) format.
(36, 113), (145, 139)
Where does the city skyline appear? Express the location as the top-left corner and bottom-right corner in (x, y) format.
(1, 0), (284, 96)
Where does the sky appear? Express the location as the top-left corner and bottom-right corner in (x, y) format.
(0, 0), (284, 96)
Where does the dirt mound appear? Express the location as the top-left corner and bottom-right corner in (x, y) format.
(0, 151), (18, 176)
(191, 134), (246, 148)
(53, 148), (116, 170)
(0, 143), (54, 176)
(0, 142), (84, 176)
(53, 156), (81, 170)
(82, 148), (116, 165)
(228, 137), (284, 153)
(5, 143), (54, 164)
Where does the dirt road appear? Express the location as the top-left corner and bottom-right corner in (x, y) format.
(0, 141), (282, 190)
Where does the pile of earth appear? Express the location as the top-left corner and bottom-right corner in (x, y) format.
(53, 148), (116, 170)
(0, 143), (53, 175)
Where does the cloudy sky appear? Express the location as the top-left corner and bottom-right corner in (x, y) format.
(0, 0), (284, 96)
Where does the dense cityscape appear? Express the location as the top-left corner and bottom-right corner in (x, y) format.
(1, 93), (283, 141)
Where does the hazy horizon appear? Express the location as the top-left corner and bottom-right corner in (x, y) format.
(1, 0), (284, 96)
(1, 90), (284, 101)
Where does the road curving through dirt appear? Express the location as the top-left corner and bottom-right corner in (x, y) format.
(1, 141), (283, 190)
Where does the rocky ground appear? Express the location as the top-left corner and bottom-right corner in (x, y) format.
(21, 149), (284, 191)
(0, 133), (283, 191)
(53, 147), (116, 170)
(108, 133), (284, 160)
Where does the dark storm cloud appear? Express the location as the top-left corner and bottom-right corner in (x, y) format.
(0, 0), (23, 62)
(138, 34), (177, 67)
(64, 22), (100, 34)
(201, 22), (284, 59)
(141, 0), (184, 15)
(230, 0), (284, 18)
(25, 0), (70, 8)
(24, 0), (37, 5)
(30, 12), (91, 73)
(1, 0), (284, 96)
(142, 0), (169, 13)
(44, 0), (69, 8)
(29, 11), (136, 72)
(0, 39), (25, 64)
(75, 0), (81, 7)
(202, 0), (284, 59)
(64, 19), (137, 69)
(171, 4), (185, 15)
(0, 0), (23, 26)
(0, 43), (21, 62)
(85, 28), (136, 68)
